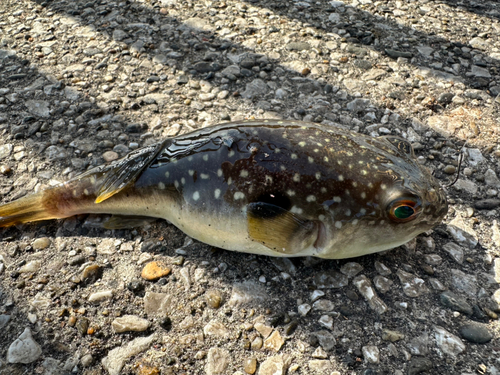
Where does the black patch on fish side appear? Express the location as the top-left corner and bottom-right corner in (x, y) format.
(254, 192), (292, 214)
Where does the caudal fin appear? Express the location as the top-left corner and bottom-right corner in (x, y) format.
(0, 191), (62, 227)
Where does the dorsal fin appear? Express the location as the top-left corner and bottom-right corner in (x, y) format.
(90, 140), (168, 203)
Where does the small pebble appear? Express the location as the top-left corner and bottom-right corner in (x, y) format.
(459, 323), (493, 344)
(243, 358), (257, 374)
(33, 237), (50, 250)
(102, 151), (119, 162)
(141, 261), (171, 281)
(205, 290), (222, 309)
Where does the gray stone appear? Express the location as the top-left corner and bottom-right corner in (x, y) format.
(434, 326), (465, 356)
(459, 323), (493, 344)
(0, 314), (11, 329)
(0, 144), (12, 160)
(241, 79), (268, 99)
(447, 221), (478, 248)
(45, 146), (67, 160)
(373, 275), (393, 294)
(7, 328), (42, 364)
(228, 280), (267, 306)
(408, 357), (433, 375)
(25, 100), (50, 117)
(440, 291), (473, 315)
(474, 199), (500, 210)
(313, 271), (348, 288)
(205, 348), (229, 375)
(112, 315), (150, 333)
(102, 334), (155, 375)
(88, 290), (113, 303)
(471, 65), (491, 78)
(112, 29), (128, 41)
(408, 333), (430, 355)
(286, 42), (311, 51)
(258, 355), (290, 375)
(313, 330), (336, 351)
(362, 345), (380, 364)
(353, 275), (388, 314)
(442, 242), (464, 264)
(469, 37), (489, 50)
(346, 98), (371, 113)
(339, 262), (363, 277)
(144, 292), (172, 316)
(396, 269), (427, 297)
(203, 320), (229, 338)
(485, 169), (500, 188)
(451, 269), (477, 297)
(385, 49), (413, 58)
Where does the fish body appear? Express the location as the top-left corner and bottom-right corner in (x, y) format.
(0, 120), (447, 259)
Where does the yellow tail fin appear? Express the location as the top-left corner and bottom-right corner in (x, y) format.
(0, 191), (62, 227)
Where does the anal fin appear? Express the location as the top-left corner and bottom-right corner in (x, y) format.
(247, 202), (318, 255)
(102, 215), (157, 229)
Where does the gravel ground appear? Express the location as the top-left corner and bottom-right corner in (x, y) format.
(1, 0), (500, 374)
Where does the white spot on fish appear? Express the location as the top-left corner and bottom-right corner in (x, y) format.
(333, 196), (341, 203)
(361, 192), (366, 199)
(275, 148), (281, 153)
(234, 192), (245, 200)
(308, 156), (314, 163)
(165, 171), (170, 178)
(280, 165), (286, 171)
(360, 208), (366, 215)
(174, 180), (179, 188)
(217, 169), (223, 177)
(291, 153), (298, 159)
(315, 172), (321, 180)
(345, 209), (351, 216)
(201, 173), (210, 179)
(203, 154), (209, 161)
(286, 189), (296, 196)
(361, 170), (368, 175)
(338, 175), (344, 181)
(335, 221), (342, 229)
(321, 187), (327, 193)
(193, 191), (200, 201)
(352, 219), (358, 226)
(158, 182), (165, 190)
(188, 170), (194, 176)
(324, 156), (329, 162)
(352, 182), (358, 187)
(227, 177), (232, 185)
(181, 177), (186, 185)
(214, 189), (221, 199)
(265, 175), (273, 184)
(306, 195), (316, 202)
(240, 170), (249, 178)
(318, 214), (325, 221)
(228, 150), (235, 158)
(380, 184), (387, 190)
(290, 206), (303, 214)
(90, 176), (96, 184)
(299, 141), (306, 147)
(83, 189), (89, 195)
(293, 173), (300, 182)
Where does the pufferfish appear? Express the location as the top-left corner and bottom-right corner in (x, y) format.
(0, 120), (448, 259)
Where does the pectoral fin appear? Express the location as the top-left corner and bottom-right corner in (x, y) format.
(247, 202), (318, 254)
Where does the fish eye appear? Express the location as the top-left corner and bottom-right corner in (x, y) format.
(388, 198), (420, 223)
